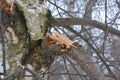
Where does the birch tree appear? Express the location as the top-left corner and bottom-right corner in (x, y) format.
(0, 0), (120, 80)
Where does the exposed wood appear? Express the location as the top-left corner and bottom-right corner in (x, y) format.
(1, 0), (116, 80)
(64, 26), (117, 79)
(49, 33), (107, 80)
(0, 0), (14, 16)
(50, 32), (75, 49)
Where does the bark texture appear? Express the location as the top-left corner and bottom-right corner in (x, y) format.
(6, 0), (52, 73)
(2, 0), (109, 80)
(69, 46), (107, 80)
(16, 0), (51, 40)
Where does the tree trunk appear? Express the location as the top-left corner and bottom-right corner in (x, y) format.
(0, 0), (108, 80)
(5, 0), (51, 76)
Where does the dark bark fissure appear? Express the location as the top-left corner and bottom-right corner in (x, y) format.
(0, 4), (7, 77)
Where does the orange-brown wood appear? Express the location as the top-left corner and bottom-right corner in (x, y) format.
(50, 32), (77, 49)
(0, 0), (7, 3)
(0, 0), (14, 16)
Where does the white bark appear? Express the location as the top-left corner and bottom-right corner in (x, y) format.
(16, 0), (49, 40)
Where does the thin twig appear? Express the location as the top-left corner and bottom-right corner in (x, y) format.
(64, 55), (85, 80)
(25, 66), (43, 80)
(62, 55), (72, 80)
(3, 67), (22, 80)
(47, 0), (72, 17)
(64, 26), (117, 79)
(2, 65), (44, 80)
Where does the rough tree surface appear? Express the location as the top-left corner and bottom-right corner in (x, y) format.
(0, 0), (109, 80)
(6, 0), (51, 73)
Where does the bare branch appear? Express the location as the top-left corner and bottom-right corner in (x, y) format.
(2, 65), (43, 80)
(64, 26), (117, 79)
(3, 67), (22, 80)
(69, 46), (108, 80)
(54, 18), (120, 37)
(25, 66), (43, 80)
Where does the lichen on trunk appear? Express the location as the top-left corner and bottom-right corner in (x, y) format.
(6, 0), (52, 75)
(16, 0), (52, 40)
